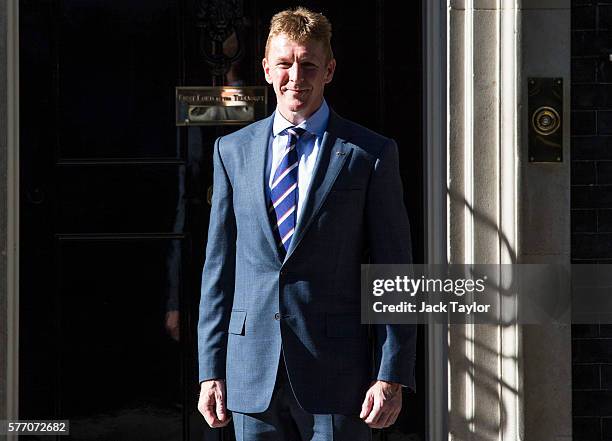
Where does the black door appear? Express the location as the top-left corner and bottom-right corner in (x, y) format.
(19, 1), (424, 440)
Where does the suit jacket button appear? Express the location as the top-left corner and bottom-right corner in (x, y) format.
(280, 269), (286, 276)
(274, 313), (281, 320)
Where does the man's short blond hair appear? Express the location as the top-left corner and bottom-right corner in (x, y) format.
(265, 7), (333, 61)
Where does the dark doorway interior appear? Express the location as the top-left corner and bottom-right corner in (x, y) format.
(19, 1), (424, 440)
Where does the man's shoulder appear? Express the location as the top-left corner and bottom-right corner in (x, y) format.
(217, 115), (272, 148)
(330, 112), (393, 158)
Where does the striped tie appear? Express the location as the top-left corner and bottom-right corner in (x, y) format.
(269, 127), (306, 256)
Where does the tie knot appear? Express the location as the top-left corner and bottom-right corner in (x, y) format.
(286, 127), (306, 139)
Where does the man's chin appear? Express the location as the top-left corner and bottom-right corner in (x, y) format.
(278, 97), (321, 121)
(281, 105), (310, 118)
(286, 100), (308, 112)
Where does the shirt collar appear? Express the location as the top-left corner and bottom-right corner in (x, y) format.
(272, 99), (330, 138)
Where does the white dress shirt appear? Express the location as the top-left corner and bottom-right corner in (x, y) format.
(266, 99), (330, 223)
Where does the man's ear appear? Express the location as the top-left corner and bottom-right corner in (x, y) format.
(262, 58), (273, 84)
(324, 58), (336, 84)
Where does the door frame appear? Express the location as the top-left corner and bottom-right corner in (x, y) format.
(4, 0), (20, 436)
(423, 0), (449, 440)
(4, 0), (449, 438)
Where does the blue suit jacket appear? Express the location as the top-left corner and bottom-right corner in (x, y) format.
(197, 109), (416, 415)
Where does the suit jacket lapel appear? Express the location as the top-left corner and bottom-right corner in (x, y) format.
(247, 114), (283, 263)
(284, 112), (352, 262)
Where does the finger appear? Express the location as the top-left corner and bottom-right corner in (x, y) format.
(381, 408), (398, 428)
(218, 413), (233, 427)
(370, 412), (389, 429)
(380, 402), (399, 428)
(366, 416), (387, 429)
(223, 412), (233, 425)
(201, 405), (221, 427)
(360, 391), (373, 419)
(378, 411), (391, 429)
(388, 408), (401, 426)
(369, 399), (394, 428)
(215, 386), (227, 421)
(364, 401), (384, 425)
(386, 393), (402, 427)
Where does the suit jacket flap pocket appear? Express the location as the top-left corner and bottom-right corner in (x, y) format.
(326, 313), (363, 338)
(228, 310), (246, 335)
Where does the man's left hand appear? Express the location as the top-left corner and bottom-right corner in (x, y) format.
(359, 380), (402, 429)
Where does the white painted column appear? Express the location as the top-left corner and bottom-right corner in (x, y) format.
(446, 1), (522, 440)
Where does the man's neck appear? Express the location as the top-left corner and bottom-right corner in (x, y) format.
(281, 111), (307, 125)
(278, 99), (324, 126)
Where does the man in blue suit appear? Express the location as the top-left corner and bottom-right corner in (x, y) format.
(197, 7), (416, 441)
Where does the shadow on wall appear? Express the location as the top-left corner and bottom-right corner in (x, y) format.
(446, 187), (520, 440)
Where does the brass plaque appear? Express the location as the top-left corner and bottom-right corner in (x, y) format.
(176, 86), (268, 126)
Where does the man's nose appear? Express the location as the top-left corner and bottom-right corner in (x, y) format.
(288, 62), (302, 83)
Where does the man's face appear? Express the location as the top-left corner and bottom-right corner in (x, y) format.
(262, 34), (336, 123)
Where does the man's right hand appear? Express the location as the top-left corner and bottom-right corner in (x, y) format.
(198, 379), (232, 428)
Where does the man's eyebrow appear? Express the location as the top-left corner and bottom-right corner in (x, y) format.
(274, 54), (293, 62)
(297, 54), (319, 63)
(272, 53), (319, 64)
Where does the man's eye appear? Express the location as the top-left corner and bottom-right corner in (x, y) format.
(302, 63), (317, 69)
(277, 63), (291, 68)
